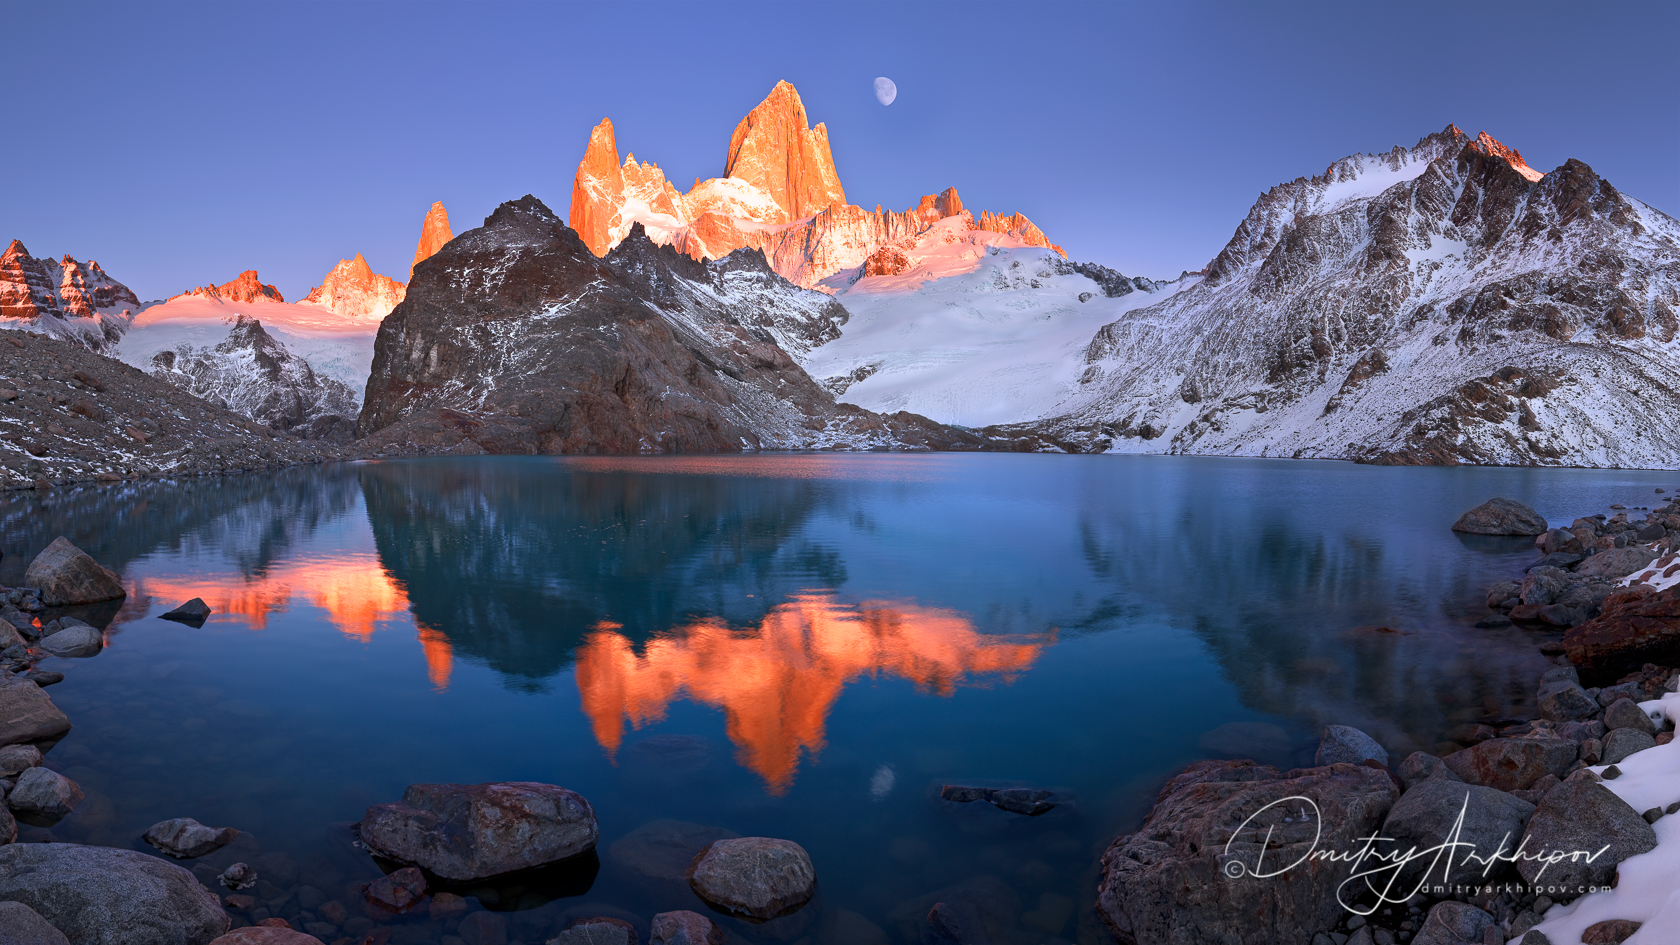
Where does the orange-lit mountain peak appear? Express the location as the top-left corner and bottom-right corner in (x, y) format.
(573, 593), (1052, 793)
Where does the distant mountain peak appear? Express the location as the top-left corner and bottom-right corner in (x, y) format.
(411, 202), (454, 277)
(1466, 129), (1546, 182)
(304, 253), (405, 320)
(724, 79), (846, 222)
(174, 270), (285, 304)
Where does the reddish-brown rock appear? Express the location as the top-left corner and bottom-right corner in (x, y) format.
(862, 243), (911, 277)
(303, 253), (405, 319)
(1467, 130), (1545, 183)
(173, 271), (284, 304)
(1, 240), (140, 324)
(1563, 585), (1680, 684)
(411, 201), (454, 276)
(724, 80), (846, 222)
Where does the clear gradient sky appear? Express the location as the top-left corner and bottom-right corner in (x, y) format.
(5, 1), (1676, 301)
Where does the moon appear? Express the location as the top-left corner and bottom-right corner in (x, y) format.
(874, 77), (897, 106)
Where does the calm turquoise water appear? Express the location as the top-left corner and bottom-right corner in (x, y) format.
(3, 455), (1676, 944)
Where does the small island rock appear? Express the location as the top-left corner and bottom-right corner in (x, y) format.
(685, 837), (817, 920)
(161, 598), (212, 627)
(358, 781), (598, 881)
(143, 818), (240, 859)
(1452, 498), (1548, 536)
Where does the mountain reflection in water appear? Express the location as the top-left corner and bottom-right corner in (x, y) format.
(574, 593), (1051, 792)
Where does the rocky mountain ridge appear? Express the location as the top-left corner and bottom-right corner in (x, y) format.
(302, 253), (406, 320)
(171, 270), (285, 304)
(0, 240), (141, 351)
(568, 81), (1063, 289)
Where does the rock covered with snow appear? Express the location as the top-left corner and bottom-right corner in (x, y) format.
(143, 315), (359, 434)
(302, 254), (405, 320)
(0, 239), (140, 350)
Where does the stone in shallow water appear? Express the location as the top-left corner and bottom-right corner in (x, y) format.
(649, 910), (721, 945)
(143, 817), (240, 858)
(364, 866), (426, 914)
(39, 624), (102, 658)
(1315, 724), (1388, 767)
(685, 837), (816, 921)
(0, 674), (72, 748)
(161, 598), (213, 627)
(0, 843), (229, 945)
(358, 781), (598, 881)
(24, 537), (126, 605)
(551, 916), (637, 945)
(7, 766), (84, 820)
(0, 742), (43, 777)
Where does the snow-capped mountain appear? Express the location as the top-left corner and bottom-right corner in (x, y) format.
(171, 269), (287, 304)
(567, 81), (1063, 289)
(1024, 125), (1680, 466)
(303, 253), (406, 320)
(357, 197), (976, 453)
(146, 314), (359, 434)
(0, 240), (141, 350)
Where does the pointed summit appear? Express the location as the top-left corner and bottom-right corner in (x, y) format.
(175, 271), (285, 304)
(571, 118), (625, 255)
(411, 202), (454, 276)
(1466, 130), (1545, 182)
(305, 253), (405, 319)
(723, 80), (846, 222)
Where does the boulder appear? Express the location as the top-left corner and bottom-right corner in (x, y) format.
(23, 538), (126, 606)
(39, 625), (102, 659)
(0, 803), (15, 844)
(0, 842), (229, 945)
(1097, 760), (1399, 945)
(649, 911), (721, 945)
(358, 781), (598, 881)
(1379, 780), (1534, 885)
(685, 837), (816, 921)
(1516, 779), (1656, 899)
(1442, 737), (1577, 791)
(364, 866), (426, 913)
(0, 619), (23, 650)
(1562, 586), (1680, 684)
(1581, 919), (1642, 944)
(1537, 680), (1600, 721)
(0, 674), (72, 747)
(1600, 727), (1655, 765)
(938, 784), (1059, 815)
(1575, 546), (1659, 580)
(7, 766), (83, 819)
(0, 743), (43, 777)
(1602, 698), (1657, 735)
(1412, 901), (1494, 945)
(0, 900), (71, 945)
(142, 818), (240, 858)
(208, 930), (326, 945)
(1452, 498), (1548, 535)
(1315, 725), (1388, 767)
(550, 917), (637, 944)
(1396, 752), (1463, 790)
(161, 598), (212, 627)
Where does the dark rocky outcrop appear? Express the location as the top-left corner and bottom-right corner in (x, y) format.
(1563, 585), (1680, 684)
(357, 781), (599, 881)
(358, 199), (978, 455)
(1097, 759), (1399, 945)
(1452, 497), (1548, 536)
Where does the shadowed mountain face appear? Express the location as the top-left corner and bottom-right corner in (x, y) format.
(357, 196), (973, 455)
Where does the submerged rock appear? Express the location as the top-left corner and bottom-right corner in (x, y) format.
(143, 818), (240, 859)
(551, 916), (638, 944)
(685, 837), (817, 921)
(1098, 760), (1399, 945)
(938, 784), (1059, 816)
(358, 781), (599, 881)
(0, 842), (229, 945)
(649, 910), (721, 945)
(363, 866), (426, 914)
(23, 538), (126, 606)
(1452, 498), (1548, 536)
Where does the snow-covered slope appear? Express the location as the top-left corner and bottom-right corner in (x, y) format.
(803, 216), (1183, 426)
(1024, 125), (1680, 467)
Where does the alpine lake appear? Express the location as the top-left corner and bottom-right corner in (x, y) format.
(4, 454), (1675, 945)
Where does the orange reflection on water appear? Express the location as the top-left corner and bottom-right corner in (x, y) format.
(574, 593), (1053, 793)
(134, 555), (453, 689)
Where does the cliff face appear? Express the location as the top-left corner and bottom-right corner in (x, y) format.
(567, 82), (1063, 289)
(411, 201), (454, 276)
(357, 196), (976, 454)
(303, 253), (406, 320)
(1027, 126), (1680, 467)
(0, 240), (140, 350)
(146, 315), (359, 434)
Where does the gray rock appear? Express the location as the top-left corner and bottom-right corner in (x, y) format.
(1603, 698), (1657, 735)
(1380, 780), (1534, 885)
(144, 818), (241, 858)
(23, 538), (126, 606)
(1396, 752), (1462, 791)
(1412, 901), (1494, 945)
(0, 743), (43, 777)
(649, 911), (720, 945)
(1596, 682), (1643, 706)
(1554, 720), (1607, 743)
(1452, 498), (1548, 536)
(7, 766), (83, 819)
(0, 618), (23, 651)
(39, 624), (102, 659)
(358, 781), (598, 881)
(0, 673), (72, 748)
(1098, 760), (1399, 945)
(685, 837), (816, 920)
(1521, 567), (1569, 606)
(1576, 546), (1659, 580)
(1442, 736), (1577, 791)
(1537, 680), (1600, 722)
(0, 842), (228, 945)
(1601, 728), (1656, 765)
(1516, 779), (1657, 899)
(1316, 725), (1388, 767)
(1541, 666), (1581, 686)
(0, 900), (71, 945)
(0, 802), (14, 846)
(548, 918), (634, 945)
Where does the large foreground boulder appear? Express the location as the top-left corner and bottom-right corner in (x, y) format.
(0, 843), (229, 945)
(1442, 736), (1578, 791)
(0, 900), (71, 945)
(1452, 498), (1548, 536)
(1097, 760), (1400, 945)
(685, 837), (816, 921)
(358, 781), (598, 881)
(1562, 586), (1680, 684)
(1380, 780), (1534, 885)
(1516, 779), (1656, 900)
(23, 538), (126, 606)
(0, 675), (72, 748)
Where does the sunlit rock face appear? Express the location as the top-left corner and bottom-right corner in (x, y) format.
(574, 594), (1051, 792)
(567, 82), (1063, 289)
(0, 239), (140, 350)
(172, 270), (286, 304)
(411, 201), (454, 276)
(304, 253), (406, 319)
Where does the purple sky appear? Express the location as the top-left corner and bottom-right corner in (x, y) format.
(4, 1), (1675, 301)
